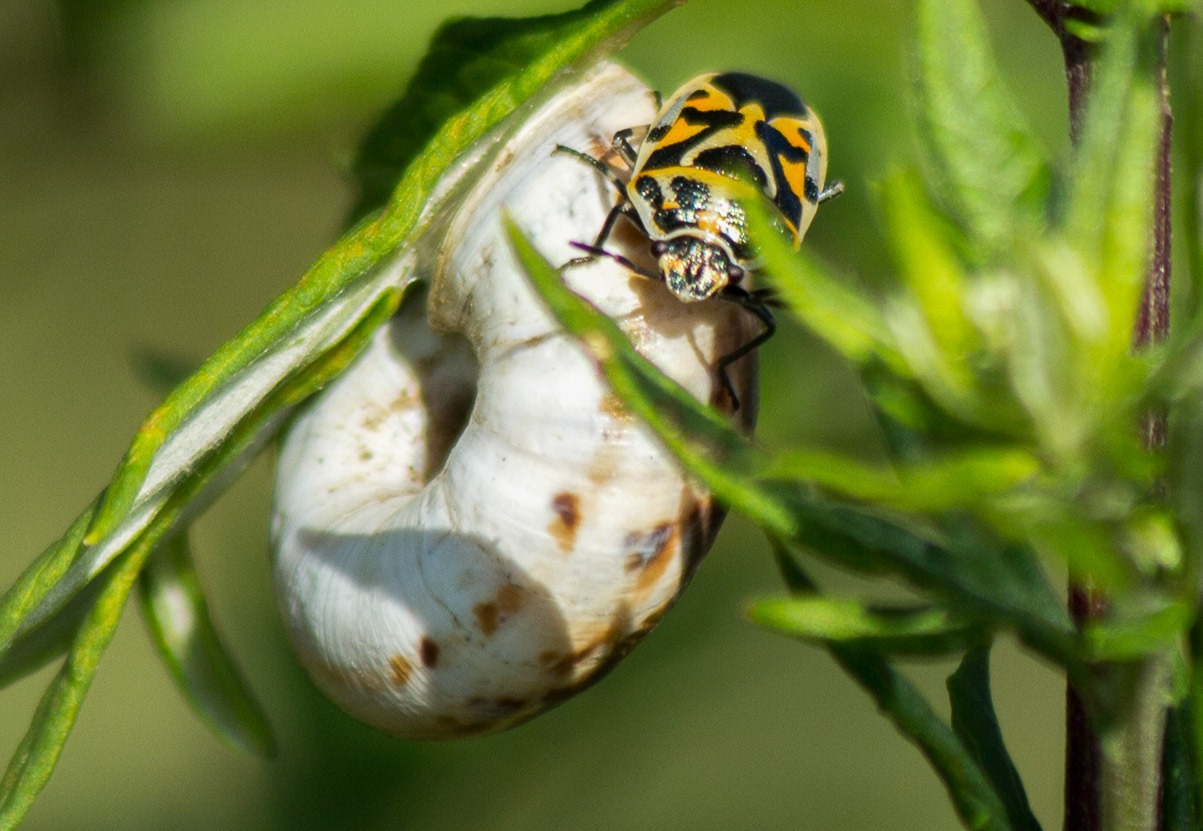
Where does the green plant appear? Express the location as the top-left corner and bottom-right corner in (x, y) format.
(0, 0), (1200, 829)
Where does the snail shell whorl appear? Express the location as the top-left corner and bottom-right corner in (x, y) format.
(271, 62), (758, 739)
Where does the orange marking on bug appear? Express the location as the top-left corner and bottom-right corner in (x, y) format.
(771, 116), (813, 154)
(686, 86), (735, 112)
(658, 118), (709, 148)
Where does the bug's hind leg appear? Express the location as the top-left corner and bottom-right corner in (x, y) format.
(715, 285), (777, 412)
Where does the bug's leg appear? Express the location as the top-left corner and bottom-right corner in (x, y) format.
(716, 286), (777, 411)
(747, 287), (785, 309)
(562, 202), (643, 270)
(553, 144), (627, 195)
(566, 241), (660, 281)
(818, 181), (845, 203)
(611, 126), (647, 167)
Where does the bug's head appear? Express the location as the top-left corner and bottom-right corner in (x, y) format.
(651, 237), (744, 302)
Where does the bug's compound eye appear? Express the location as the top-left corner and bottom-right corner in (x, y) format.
(727, 264), (745, 284)
(650, 240), (667, 256)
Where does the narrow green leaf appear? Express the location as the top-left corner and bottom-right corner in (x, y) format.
(948, 647), (1043, 831)
(350, 0), (682, 219)
(761, 445), (1041, 512)
(78, 0), (686, 580)
(914, 0), (1051, 246)
(0, 286), (405, 824)
(0, 500), (97, 666)
(769, 543), (1015, 831)
(0, 528), (161, 831)
(748, 596), (978, 656)
(0, 582), (101, 690)
(748, 204), (902, 370)
(506, 215), (797, 536)
(139, 534), (275, 758)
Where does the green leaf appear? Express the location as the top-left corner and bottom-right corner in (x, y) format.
(350, 0), (681, 220)
(748, 204), (902, 370)
(506, 214), (797, 536)
(748, 596), (978, 656)
(0, 527), (163, 831)
(139, 534), (274, 758)
(948, 647), (1043, 831)
(761, 445), (1041, 512)
(12, 0), (683, 654)
(0, 286), (405, 822)
(768, 543), (1016, 831)
(0, 582), (100, 690)
(913, 0), (1050, 246)
(0, 500), (97, 667)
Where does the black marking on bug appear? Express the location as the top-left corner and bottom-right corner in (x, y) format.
(634, 175), (663, 208)
(647, 124), (670, 142)
(691, 145), (769, 189)
(643, 108), (742, 171)
(804, 176), (820, 204)
(669, 175), (711, 209)
(710, 72), (809, 119)
(755, 120), (808, 228)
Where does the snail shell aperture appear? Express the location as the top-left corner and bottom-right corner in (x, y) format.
(270, 62), (758, 739)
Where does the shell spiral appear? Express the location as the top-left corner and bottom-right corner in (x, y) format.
(270, 63), (758, 739)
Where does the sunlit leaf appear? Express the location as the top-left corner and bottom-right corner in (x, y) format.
(914, 0), (1050, 246)
(748, 596), (978, 656)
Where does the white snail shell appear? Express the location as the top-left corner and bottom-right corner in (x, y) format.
(270, 62), (758, 740)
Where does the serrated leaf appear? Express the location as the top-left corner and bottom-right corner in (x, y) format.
(139, 534), (274, 758)
(10, 0), (684, 655)
(768, 543), (1015, 831)
(914, 0), (1051, 246)
(748, 596), (978, 656)
(948, 647), (1043, 831)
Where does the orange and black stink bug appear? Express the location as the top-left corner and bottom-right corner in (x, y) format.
(557, 72), (841, 408)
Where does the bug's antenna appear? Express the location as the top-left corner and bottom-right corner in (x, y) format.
(566, 241), (660, 281)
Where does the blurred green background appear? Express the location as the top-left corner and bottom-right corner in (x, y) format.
(0, 0), (1073, 828)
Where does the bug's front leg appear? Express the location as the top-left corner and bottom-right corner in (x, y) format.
(716, 285), (776, 411)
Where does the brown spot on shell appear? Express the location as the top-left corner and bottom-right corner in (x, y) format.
(622, 522), (680, 594)
(548, 492), (581, 553)
(468, 696), (529, 716)
(474, 603), (500, 636)
(389, 655), (413, 687)
(473, 584), (527, 636)
(419, 637), (440, 669)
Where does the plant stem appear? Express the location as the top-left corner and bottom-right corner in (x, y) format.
(1024, 4), (1174, 830)
(1100, 655), (1174, 831)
